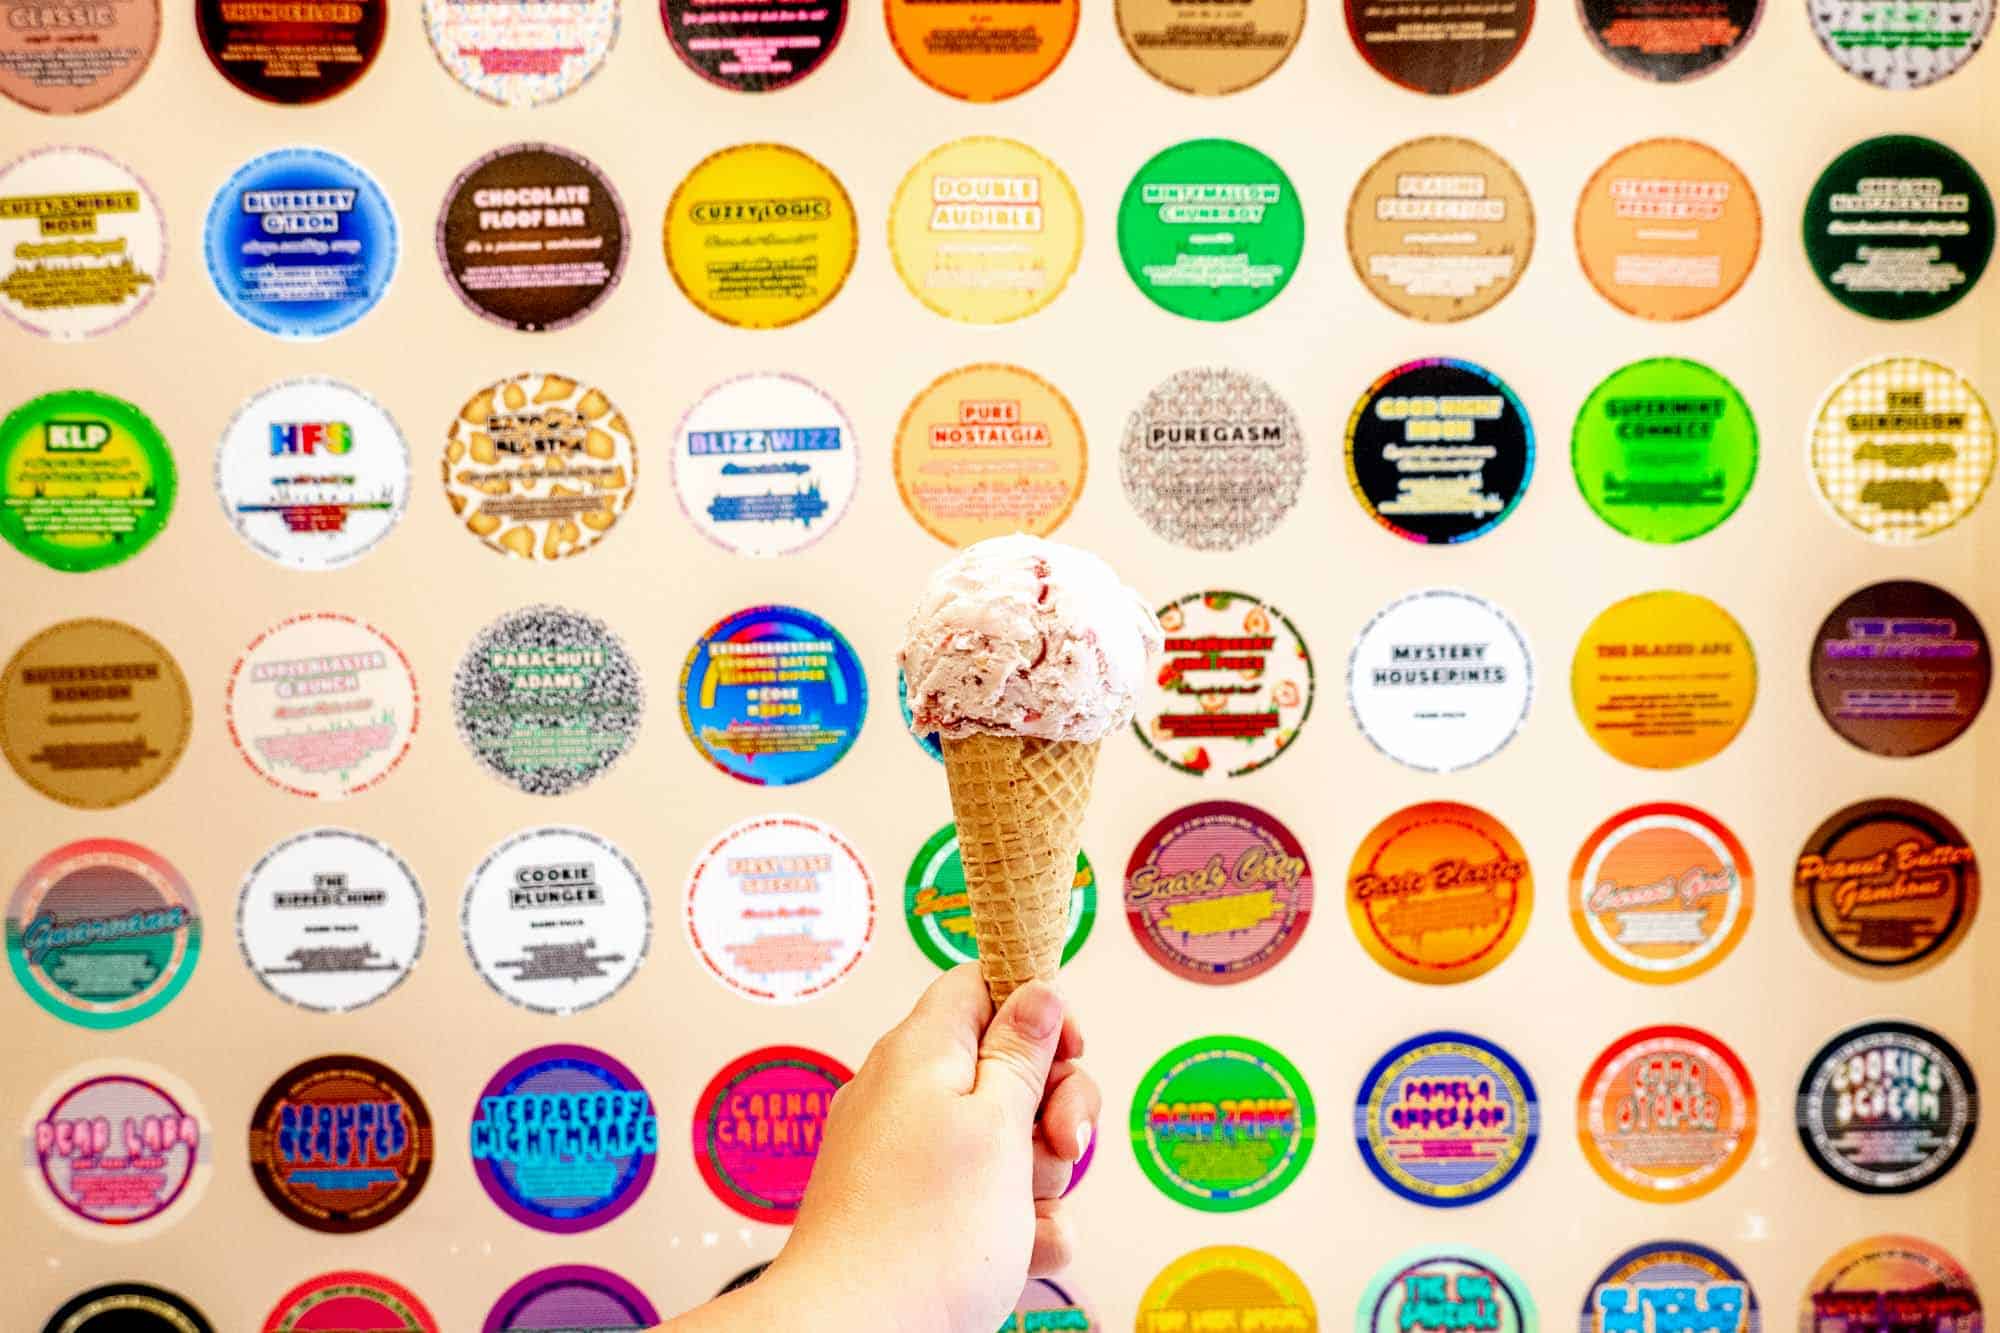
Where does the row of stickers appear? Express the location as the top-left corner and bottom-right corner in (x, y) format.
(4, 134), (1995, 340)
(26, 1237), (1989, 1333)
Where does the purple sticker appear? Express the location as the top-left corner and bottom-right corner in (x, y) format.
(470, 1045), (658, 1234)
(484, 1264), (661, 1331)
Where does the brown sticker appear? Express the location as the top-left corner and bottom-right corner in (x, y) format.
(1575, 138), (1761, 321)
(1116, 0), (1304, 95)
(1795, 798), (1978, 978)
(1809, 580), (1990, 758)
(437, 143), (629, 333)
(0, 0), (159, 113)
(197, 0), (384, 103)
(1347, 136), (1534, 323)
(1, 618), (190, 809)
(1345, 0), (1531, 93)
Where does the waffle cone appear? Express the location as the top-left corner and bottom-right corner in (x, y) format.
(940, 732), (1101, 1005)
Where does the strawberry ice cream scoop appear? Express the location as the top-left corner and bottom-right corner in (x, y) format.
(900, 534), (1163, 743)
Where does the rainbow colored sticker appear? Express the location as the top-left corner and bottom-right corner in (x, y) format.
(679, 604), (866, 785)
(1799, 1238), (1980, 1333)
(1354, 1031), (1538, 1207)
(1130, 1034), (1315, 1211)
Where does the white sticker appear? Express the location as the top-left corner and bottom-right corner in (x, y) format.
(684, 814), (875, 1004)
(461, 826), (650, 1015)
(236, 828), (426, 1014)
(1347, 588), (1533, 772)
(224, 613), (420, 800)
(672, 373), (859, 558)
(0, 146), (166, 341)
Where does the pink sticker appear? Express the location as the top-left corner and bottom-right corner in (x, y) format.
(692, 1045), (850, 1225)
(224, 612), (419, 799)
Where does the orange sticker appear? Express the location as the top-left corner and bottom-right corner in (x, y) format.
(1574, 138), (1761, 321)
(893, 363), (1086, 546)
(885, 0), (1078, 101)
(1576, 1024), (1756, 1201)
(1346, 800), (1532, 984)
(1570, 802), (1752, 984)
(1572, 590), (1755, 770)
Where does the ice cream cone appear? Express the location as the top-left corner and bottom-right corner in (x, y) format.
(940, 732), (1101, 1005)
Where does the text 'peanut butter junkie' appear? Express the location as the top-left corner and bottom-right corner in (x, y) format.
(899, 535), (1163, 1003)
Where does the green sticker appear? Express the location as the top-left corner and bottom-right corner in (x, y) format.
(0, 389), (176, 572)
(1129, 1033), (1315, 1212)
(904, 822), (1095, 971)
(1803, 135), (1994, 322)
(1117, 139), (1304, 323)
(1572, 357), (1758, 544)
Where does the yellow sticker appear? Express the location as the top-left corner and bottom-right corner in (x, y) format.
(893, 363), (1086, 546)
(1137, 1246), (1318, 1333)
(888, 137), (1082, 325)
(1572, 590), (1755, 769)
(663, 143), (857, 329)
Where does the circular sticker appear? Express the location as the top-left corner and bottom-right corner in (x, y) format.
(0, 389), (175, 571)
(422, 0), (617, 105)
(1800, 1239), (1981, 1333)
(7, 839), (197, 1030)
(261, 1273), (439, 1333)
(215, 378), (410, 571)
(40, 1283), (214, 1333)
(471, 1045), (657, 1233)
(485, 1266), (660, 1332)
(1119, 140), (1303, 323)
(884, 0), (1076, 100)
(1137, 1248), (1318, 1333)
(0, 148), (164, 340)
(454, 605), (644, 797)
(1116, 0), (1302, 93)
(1809, 580), (1989, 757)
(198, 0), (383, 102)
(1354, 1031), (1539, 1206)
(1575, 139), (1760, 322)
(1581, 1243), (1759, 1333)
(1347, 588), (1533, 773)
(894, 363), (1086, 546)
(663, 0), (842, 88)
(1577, 1025), (1757, 1201)
(1572, 358), (1759, 544)
(1124, 802), (1313, 984)
(203, 147), (398, 340)
(1804, 136), (1993, 322)
(679, 604), (864, 786)
(672, 373), (857, 557)
(25, 1060), (210, 1240)
(1347, 802), (1531, 985)
(0, 0), (157, 112)
(1346, 138), (1534, 323)
(462, 827), (650, 1016)
(663, 143), (855, 329)
(685, 815), (873, 1003)
(888, 137), (1082, 326)
(1797, 1021), (1977, 1195)
(225, 613), (419, 800)
(1572, 591), (1756, 769)
(1345, 359), (1534, 543)
(1359, 1249), (1538, 1333)
(1809, 358), (1995, 544)
(1131, 1035), (1315, 1211)
(437, 145), (628, 333)
(248, 1055), (433, 1233)
(1139, 590), (1313, 777)
(899, 668), (943, 763)
(1345, 0), (1530, 91)
(1006, 1279), (1095, 1331)
(1582, 0), (1762, 79)
(1, 617), (190, 809)
(904, 821), (1094, 971)
(236, 829), (426, 1014)
(692, 1045), (851, 1224)
(1120, 369), (1305, 552)
(1794, 798), (1979, 978)
(1570, 803), (1753, 984)
(443, 372), (638, 560)
(1810, 0), (1991, 87)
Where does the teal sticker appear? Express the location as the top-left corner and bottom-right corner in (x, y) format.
(0, 389), (176, 573)
(1117, 139), (1304, 323)
(8, 839), (200, 1029)
(1572, 357), (1759, 544)
(1359, 1248), (1540, 1333)
(1129, 1034), (1315, 1212)
(1803, 135), (1993, 322)
(904, 822), (1095, 971)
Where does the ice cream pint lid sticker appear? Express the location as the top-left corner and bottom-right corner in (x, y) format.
(1121, 370), (1305, 552)
(1346, 138), (1534, 323)
(1580, 1242), (1759, 1333)
(1809, 580), (1989, 757)
(1793, 798), (1978, 977)
(454, 604), (644, 797)
(1125, 802), (1312, 984)
(0, 389), (175, 572)
(40, 1282), (215, 1333)
(888, 137), (1083, 326)
(1345, 359), (1534, 544)
(1576, 1025), (1757, 1200)
(248, 1055), (434, 1233)
(1129, 1033), (1316, 1211)
(672, 373), (857, 558)
(1116, 0), (1303, 94)
(1570, 803), (1753, 984)
(1572, 590), (1756, 769)
(1344, 0), (1530, 91)
(1803, 136), (1993, 321)
(198, 0), (383, 102)
(1118, 139), (1304, 323)
(1, 617), (191, 809)
(685, 814), (874, 1003)
(1575, 139), (1761, 322)
(1347, 801), (1531, 985)
(24, 1060), (211, 1239)
(0, 148), (165, 340)
(663, 0), (844, 89)
(260, 1271), (440, 1333)
(471, 1045), (657, 1233)
(895, 363), (1087, 547)
(226, 612), (419, 800)
(1798, 1238), (1980, 1333)
(1137, 1247), (1319, 1332)
(693, 1045), (852, 1224)
(8, 838), (199, 1029)
(1359, 1248), (1539, 1333)
(1354, 1030), (1539, 1206)
(1004, 1279), (1095, 1331)
(1348, 588), (1533, 773)
(1809, 358), (1994, 544)
(484, 1265), (661, 1331)
(422, 0), (619, 107)
(1572, 358), (1759, 545)
(884, 0), (1077, 100)
(237, 828), (426, 1014)
(1796, 1020), (1977, 1194)
(1582, 0), (1762, 80)
(906, 821), (1094, 970)
(899, 668), (943, 762)
(1138, 591), (1313, 777)
(463, 826), (651, 1015)
(678, 603), (865, 786)
(438, 145), (629, 332)
(0, 0), (158, 113)
(1809, 0), (1990, 87)
(663, 143), (856, 329)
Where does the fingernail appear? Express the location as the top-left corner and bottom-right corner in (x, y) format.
(1012, 983), (1062, 1040)
(1073, 1121), (1093, 1163)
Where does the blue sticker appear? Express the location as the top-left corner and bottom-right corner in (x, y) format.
(678, 605), (867, 786)
(1353, 1030), (1539, 1208)
(469, 1044), (658, 1234)
(897, 668), (942, 763)
(1580, 1242), (1759, 1333)
(204, 146), (398, 339)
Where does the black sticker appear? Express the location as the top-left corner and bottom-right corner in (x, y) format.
(662, 0), (847, 90)
(1804, 135), (1994, 322)
(1796, 1020), (1978, 1194)
(1345, 358), (1534, 544)
(42, 1283), (214, 1333)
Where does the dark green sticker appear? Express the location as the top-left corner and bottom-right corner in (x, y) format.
(1129, 1033), (1315, 1212)
(1117, 140), (1304, 323)
(904, 822), (1094, 971)
(1803, 135), (1994, 322)
(0, 390), (176, 572)
(1573, 357), (1758, 544)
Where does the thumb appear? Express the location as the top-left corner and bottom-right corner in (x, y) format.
(972, 981), (1064, 1124)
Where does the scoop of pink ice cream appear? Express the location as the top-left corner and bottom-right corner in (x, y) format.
(900, 534), (1163, 743)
